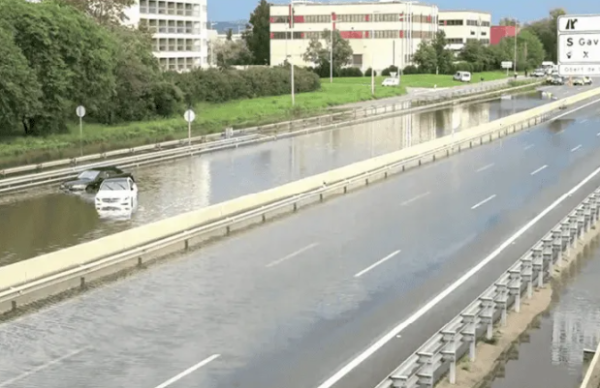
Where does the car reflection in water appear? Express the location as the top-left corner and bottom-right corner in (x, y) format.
(94, 175), (138, 220)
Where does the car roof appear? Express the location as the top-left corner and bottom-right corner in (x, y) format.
(101, 177), (131, 183)
(89, 166), (123, 172)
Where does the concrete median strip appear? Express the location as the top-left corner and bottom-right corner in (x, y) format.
(1, 86), (600, 317)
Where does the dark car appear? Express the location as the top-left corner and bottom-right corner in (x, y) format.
(60, 166), (125, 193)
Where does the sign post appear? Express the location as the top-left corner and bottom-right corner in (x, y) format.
(501, 61), (513, 76)
(183, 109), (196, 147)
(557, 14), (600, 76)
(76, 105), (86, 157)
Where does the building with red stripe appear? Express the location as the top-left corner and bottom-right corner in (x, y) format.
(269, 1), (439, 72)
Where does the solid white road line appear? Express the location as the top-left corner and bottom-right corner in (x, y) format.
(266, 243), (319, 267)
(400, 192), (431, 206)
(315, 164), (600, 388)
(572, 145), (582, 152)
(531, 165), (548, 176)
(476, 163), (494, 173)
(354, 250), (401, 278)
(551, 97), (600, 122)
(471, 194), (496, 210)
(0, 348), (89, 388)
(153, 354), (220, 388)
(524, 144), (535, 151)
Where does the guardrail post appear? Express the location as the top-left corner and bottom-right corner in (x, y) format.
(441, 330), (458, 384)
(561, 220), (571, 257)
(480, 297), (495, 340)
(521, 256), (533, 299)
(508, 269), (522, 312)
(583, 200), (592, 232)
(532, 247), (543, 288)
(461, 312), (477, 361)
(495, 281), (509, 328)
(551, 228), (563, 259)
(568, 214), (579, 246)
(416, 352), (434, 387)
(590, 193), (599, 223)
(576, 206), (586, 240)
(542, 237), (554, 274)
(390, 376), (409, 388)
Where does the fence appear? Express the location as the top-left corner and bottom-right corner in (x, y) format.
(0, 81), (540, 194)
(373, 188), (600, 388)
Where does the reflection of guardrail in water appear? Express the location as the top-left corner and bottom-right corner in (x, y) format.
(0, 108), (550, 315)
(373, 190), (600, 388)
(0, 81), (541, 194)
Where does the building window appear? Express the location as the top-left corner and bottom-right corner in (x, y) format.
(352, 54), (363, 67)
(304, 31), (321, 39)
(374, 30), (398, 39)
(466, 20), (479, 26)
(480, 39), (490, 44)
(304, 15), (331, 23)
(337, 14), (367, 23)
(272, 16), (289, 23)
(470, 31), (476, 35)
(446, 38), (464, 44)
(481, 31), (487, 36)
(372, 13), (398, 22)
(482, 21), (490, 27)
(440, 19), (463, 26)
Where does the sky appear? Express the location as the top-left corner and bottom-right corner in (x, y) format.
(210, 0), (600, 24)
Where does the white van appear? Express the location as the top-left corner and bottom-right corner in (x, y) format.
(453, 71), (471, 82)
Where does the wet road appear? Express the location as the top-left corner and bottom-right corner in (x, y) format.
(1, 93), (600, 388)
(0, 92), (550, 265)
(487, 240), (600, 388)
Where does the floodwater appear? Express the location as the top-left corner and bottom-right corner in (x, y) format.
(485, 239), (600, 388)
(0, 93), (549, 266)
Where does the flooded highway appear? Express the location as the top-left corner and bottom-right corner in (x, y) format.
(0, 92), (549, 265)
(487, 239), (600, 388)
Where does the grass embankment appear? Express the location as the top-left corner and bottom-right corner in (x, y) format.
(0, 72), (509, 169)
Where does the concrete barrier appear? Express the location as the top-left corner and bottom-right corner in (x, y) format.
(581, 339), (600, 388)
(0, 85), (599, 316)
(0, 81), (539, 195)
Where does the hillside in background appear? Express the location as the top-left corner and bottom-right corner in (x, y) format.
(212, 20), (248, 34)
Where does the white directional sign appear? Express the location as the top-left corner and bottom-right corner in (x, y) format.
(501, 61), (513, 69)
(558, 14), (600, 76)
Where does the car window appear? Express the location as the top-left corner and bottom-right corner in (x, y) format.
(99, 171), (109, 179)
(77, 170), (99, 180)
(99, 180), (130, 191)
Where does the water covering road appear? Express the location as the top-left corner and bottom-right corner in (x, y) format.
(0, 93), (549, 265)
(1, 89), (599, 388)
(488, 240), (600, 388)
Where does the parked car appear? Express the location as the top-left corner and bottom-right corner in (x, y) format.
(532, 68), (546, 77)
(60, 166), (125, 193)
(583, 76), (593, 85)
(382, 77), (400, 87)
(573, 77), (585, 86)
(95, 176), (138, 212)
(453, 71), (471, 82)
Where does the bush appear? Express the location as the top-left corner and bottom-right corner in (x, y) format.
(381, 65), (399, 76)
(173, 66), (321, 105)
(402, 65), (421, 74)
(338, 67), (363, 77)
(364, 67), (377, 77)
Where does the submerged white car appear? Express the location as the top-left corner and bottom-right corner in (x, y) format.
(382, 77), (400, 87)
(95, 176), (138, 212)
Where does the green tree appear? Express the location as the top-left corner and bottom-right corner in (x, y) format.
(58, 0), (135, 25)
(215, 39), (253, 68)
(431, 30), (453, 73)
(495, 30), (545, 71)
(0, 24), (42, 135)
(303, 29), (353, 72)
(244, 0), (269, 64)
(523, 8), (565, 62)
(413, 41), (437, 73)
(499, 17), (519, 26)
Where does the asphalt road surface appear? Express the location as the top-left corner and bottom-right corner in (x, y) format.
(1, 90), (600, 388)
(0, 91), (552, 265)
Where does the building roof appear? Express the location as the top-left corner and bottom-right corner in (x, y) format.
(439, 10), (491, 15)
(270, 1), (437, 8)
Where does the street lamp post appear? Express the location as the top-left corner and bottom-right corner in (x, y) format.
(513, 22), (518, 73)
(330, 18), (334, 83)
(290, 0), (295, 106)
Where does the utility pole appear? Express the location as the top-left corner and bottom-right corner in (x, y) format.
(290, 0), (295, 106)
(513, 22), (518, 73)
(330, 16), (334, 83)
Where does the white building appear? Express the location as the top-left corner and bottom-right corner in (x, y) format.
(438, 10), (491, 52)
(123, 0), (209, 71)
(269, 1), (439, 72)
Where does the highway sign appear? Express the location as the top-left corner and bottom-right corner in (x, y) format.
(501, 61), (513, 69)
(184, 109), (196, 123)
(76, 105), (86, 118)
(557, 14), (600, 76)
(558, 65), (600, 76)
(557, 15), (600, 33)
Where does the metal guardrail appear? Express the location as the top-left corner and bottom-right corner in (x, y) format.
(373, 189), (600, 388)
(0, 80), (531, 193)
(0, 107), (549, 314)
